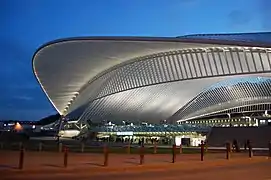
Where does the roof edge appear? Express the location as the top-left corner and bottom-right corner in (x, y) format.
(31, 33), (271, 115)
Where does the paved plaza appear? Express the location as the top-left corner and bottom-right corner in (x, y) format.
(1, 150), (271, 180)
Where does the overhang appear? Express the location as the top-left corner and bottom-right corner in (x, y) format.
(32, 33), (271, 123)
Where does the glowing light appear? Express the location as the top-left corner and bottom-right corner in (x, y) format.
(14, 122), (23, 131)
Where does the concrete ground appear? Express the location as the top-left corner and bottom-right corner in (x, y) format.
(1, 151), (271, 180)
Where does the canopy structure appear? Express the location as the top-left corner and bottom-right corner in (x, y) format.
(32, 33), (271, 124)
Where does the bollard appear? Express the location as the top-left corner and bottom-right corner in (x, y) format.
(172, 144), (176, 163)
(248, 143), (253, 158)
(59, 143), (63, 153)
(127, 143), (131, 154)
(38, 142), (42, 152)
(179, 144), (182, 154)
(81, 142), (85, 153)
(139, 145), (145, 165)
(200, 142), (204, 161)
(153, 142), (157, 154)
(19, 146), (25, 170)
(63, 146), (68, 168)
(269, 141), (271, 158)
(103, 145), (109, 166)
(226, 142), (231, 160)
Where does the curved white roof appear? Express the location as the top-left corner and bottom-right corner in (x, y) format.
(33, 34), (271, 123)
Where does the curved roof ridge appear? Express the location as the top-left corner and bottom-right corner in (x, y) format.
(178, 32), (271, 44)
(179, 32), (271, 37)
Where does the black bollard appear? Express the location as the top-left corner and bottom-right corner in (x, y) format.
(172, 144), (176, 163)
(19, 146), (25, 169)
(64, 146), (68, 168)
(226, 142), (231, 160)
(269, 141), (271, 158)
(139, 145), (145, 165)
(200, 142), (204, 161)
(103, 145), (109, 166)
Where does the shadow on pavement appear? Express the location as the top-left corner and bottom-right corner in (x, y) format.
(0, 164), (17, 170)
(85, 162), (104, 167)
(128, 157), (137, 160)
(124, 161), (139, 165)
(42, 164), (62, 168)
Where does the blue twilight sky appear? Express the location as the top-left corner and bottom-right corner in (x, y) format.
(1, 0), (271, 121)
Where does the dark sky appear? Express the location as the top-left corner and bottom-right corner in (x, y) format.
(1, 0), (270, 121)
